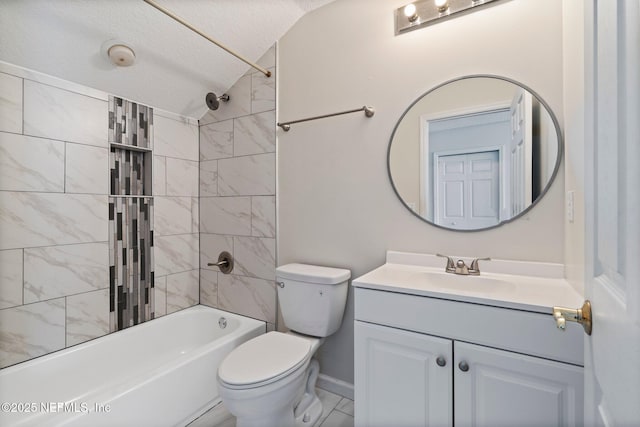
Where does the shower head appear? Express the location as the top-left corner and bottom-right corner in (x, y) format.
(205, 92), (230, 110)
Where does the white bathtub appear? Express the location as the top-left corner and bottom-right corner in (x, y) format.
(0, 305), (265, 427)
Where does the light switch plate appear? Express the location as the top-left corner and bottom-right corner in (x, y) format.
(567, 190), (574, 223)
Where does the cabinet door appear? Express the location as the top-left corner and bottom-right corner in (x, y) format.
(454, 341), (583, 427)
(354, 321), (452, 427)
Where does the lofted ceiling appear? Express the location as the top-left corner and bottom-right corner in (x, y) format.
(0, 0), (334, 119)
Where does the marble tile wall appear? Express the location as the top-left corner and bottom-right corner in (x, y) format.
(152, 111), (200, 319)
(0, 65), (110, 368)
(199, 45), (277, 330)
(0, 64), (199, 368)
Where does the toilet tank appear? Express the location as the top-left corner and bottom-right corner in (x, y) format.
(276, 263), (351, 337)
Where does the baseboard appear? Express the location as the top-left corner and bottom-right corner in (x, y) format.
(316, 373), (354, 400)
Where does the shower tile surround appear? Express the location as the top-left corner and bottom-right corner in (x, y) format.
(0, 43), (270, 365)
(198, 46), (278, 329)
(0, 63), (199, 368)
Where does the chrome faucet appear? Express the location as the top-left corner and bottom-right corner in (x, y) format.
(436, 254), (490, 276)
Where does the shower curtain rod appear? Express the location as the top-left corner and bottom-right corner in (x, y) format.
(143, 0), (272, 77)
(277, 106), (375, 131)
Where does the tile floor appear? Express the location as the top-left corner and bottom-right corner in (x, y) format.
(187, 387), (354, 427)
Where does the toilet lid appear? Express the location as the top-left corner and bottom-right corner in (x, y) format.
(218, 332), (311, 386)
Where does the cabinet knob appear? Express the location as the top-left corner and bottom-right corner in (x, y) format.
(436, 356), (446, 367)
(458, 361), (469, 372)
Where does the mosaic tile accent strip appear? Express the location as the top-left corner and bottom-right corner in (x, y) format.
(108, 96), (153, 148)
(109, 196), (154, 331)
(108, 96), (154, 332)
(110, 148), (147, 196)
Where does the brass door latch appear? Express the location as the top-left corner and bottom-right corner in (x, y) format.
(552, 300), (592, 336)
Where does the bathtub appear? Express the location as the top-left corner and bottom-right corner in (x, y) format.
(0, 305), (265, 427)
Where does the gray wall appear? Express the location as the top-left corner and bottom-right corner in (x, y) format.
(562, 0), (586, 296)
(278, 0), (565, 384)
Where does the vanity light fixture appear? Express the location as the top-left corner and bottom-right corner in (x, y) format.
(395, 0), (502, 35)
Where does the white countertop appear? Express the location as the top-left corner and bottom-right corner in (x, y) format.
(353, 251), (584, 314)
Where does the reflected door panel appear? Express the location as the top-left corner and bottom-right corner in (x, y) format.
(436, 151), (499, 230)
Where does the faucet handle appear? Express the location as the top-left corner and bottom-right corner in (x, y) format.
(469, 257), (491, 273)
(436, 254), (455, 272)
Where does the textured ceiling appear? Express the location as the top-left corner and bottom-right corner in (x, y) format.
(0, 0), (334, 119)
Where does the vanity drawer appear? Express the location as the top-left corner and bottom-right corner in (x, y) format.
(354, 287), (583, 366)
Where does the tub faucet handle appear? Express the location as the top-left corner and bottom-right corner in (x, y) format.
(207, 251), (234, 274)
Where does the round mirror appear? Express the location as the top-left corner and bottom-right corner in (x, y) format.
(388, 75), (562, 231)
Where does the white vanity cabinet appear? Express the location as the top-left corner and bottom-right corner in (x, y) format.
(355, 321), (453, 426)
(453, 341), (582, 427)
(354, 287), (584, 427)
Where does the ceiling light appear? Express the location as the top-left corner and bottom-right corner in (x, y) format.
(107, 44), (136, 67)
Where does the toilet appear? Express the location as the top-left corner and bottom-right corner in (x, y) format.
(217, 263), (351, 427)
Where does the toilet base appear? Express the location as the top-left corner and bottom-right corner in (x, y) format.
(294, 358), (322, 426)
(295, 395), (322, 426)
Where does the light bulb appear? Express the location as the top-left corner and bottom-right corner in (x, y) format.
(434, 0), (449, 12)
(403, 4), (419, 22)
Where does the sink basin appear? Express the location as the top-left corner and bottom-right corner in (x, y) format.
(353, 252), (584, 314)
(420, 272), (515, 294)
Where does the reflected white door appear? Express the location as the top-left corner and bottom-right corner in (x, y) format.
(435, 151), (499, 230)
(509, 89), (532, 216)
(583, 1), (640, 425)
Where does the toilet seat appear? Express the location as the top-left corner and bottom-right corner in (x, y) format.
(218, 332), (312, 389)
